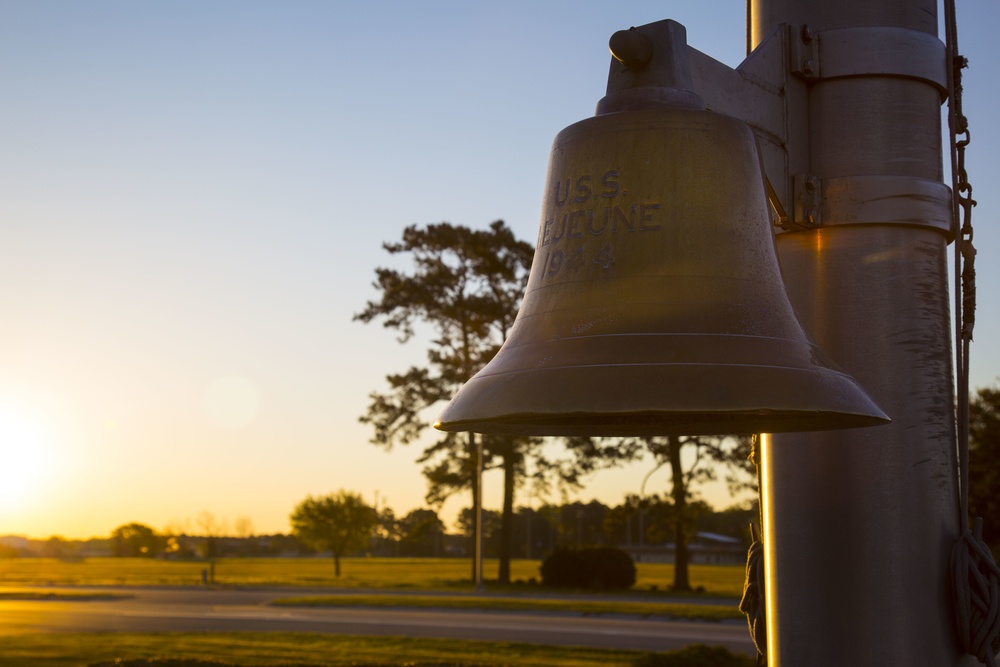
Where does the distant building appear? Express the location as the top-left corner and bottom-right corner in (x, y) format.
(0, 535), (30, 557)
(623, 531), (746, 565)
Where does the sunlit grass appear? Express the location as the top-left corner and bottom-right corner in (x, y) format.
(0, 558), (207, 587)
(0, 591), (128, 601)
(634, 563), (745, 598)
(0, 558), (746, 598)
(271, 593), (743, 622)
(0, 632), (649, 667)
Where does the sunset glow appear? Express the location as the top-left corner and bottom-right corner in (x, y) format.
(0, 2), (996, 542)
(0, 408), (50, 512)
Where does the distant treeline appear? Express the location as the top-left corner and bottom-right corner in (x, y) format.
(0, 497), (756, 561)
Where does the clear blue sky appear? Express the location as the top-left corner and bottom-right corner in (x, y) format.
(1, 1), (997, 539)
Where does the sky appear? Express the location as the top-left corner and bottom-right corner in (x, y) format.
(1, 1), (998, 540)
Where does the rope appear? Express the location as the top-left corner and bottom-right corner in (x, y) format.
(739, 436), (767, 664)
(944, 1), (998, 664)
(739, 523), (767, 662)
(952, 519), (1000, 667)
(945, 0), (974, 539)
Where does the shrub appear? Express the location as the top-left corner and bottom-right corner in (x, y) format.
(540, 548), (582, 588)
(540, 547), (636, 590)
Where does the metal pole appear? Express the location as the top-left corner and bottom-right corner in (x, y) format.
(475, 434), (484, 591)
(751, 1), (967, 663)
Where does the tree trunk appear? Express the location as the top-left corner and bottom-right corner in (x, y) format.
(334, 553), (341, 578)
(498, 447), (515, 584)
(668, 435), (692, 592)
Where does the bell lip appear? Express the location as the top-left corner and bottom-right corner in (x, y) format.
(434, 409), (890, 437)
(433, 358), (892, 438)
(433, 358), (892, 437)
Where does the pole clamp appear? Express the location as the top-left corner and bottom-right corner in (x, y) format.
(792, 25), (948, 98)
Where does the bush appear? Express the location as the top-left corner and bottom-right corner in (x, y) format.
(632, 644), (756, 667)
(540, 547), (636, 590)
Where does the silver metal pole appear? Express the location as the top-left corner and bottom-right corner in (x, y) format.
(752, 0), (970, 663)
(475, 434), (484, 591)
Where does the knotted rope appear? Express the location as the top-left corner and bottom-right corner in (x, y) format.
(740, 436), (766, 665)
(739, 523), (767, 662)
(951, 519), (1000, 667)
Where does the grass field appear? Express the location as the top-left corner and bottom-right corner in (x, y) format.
(0, 558), (752, 666)
(0, 632), (755, 667)
(0, 632), (642, 667)
(271, 593), (743, 622)
(0, 557), (746, 598)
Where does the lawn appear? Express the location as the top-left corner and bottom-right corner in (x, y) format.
(0, 558), (746, 598)
(0, 559), (752, 667)
(0, 632), (754, 667)
(0, 632), (642, 667)
(270, 593), (743, 622)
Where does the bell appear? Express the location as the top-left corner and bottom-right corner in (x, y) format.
(435, 21), (889, 438)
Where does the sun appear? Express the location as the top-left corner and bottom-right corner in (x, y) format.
(0, 408), (50, 511)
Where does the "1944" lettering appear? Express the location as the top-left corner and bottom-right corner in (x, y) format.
(539, 243), (617, 280)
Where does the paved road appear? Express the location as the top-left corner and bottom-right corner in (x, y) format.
(0, 587), (755, 655)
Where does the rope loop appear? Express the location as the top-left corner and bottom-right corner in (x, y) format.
(950, 517), (1000, 667)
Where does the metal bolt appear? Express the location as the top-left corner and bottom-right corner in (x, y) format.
(609, 28), (653, 71)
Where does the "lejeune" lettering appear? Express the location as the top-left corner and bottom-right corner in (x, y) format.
(540, 169), (662, 248)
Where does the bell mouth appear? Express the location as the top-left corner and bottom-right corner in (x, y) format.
(436, 410), (888, 438)
(434, 336), (890, 437)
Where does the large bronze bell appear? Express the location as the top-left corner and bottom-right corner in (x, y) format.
(435, 22), (888, 437)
